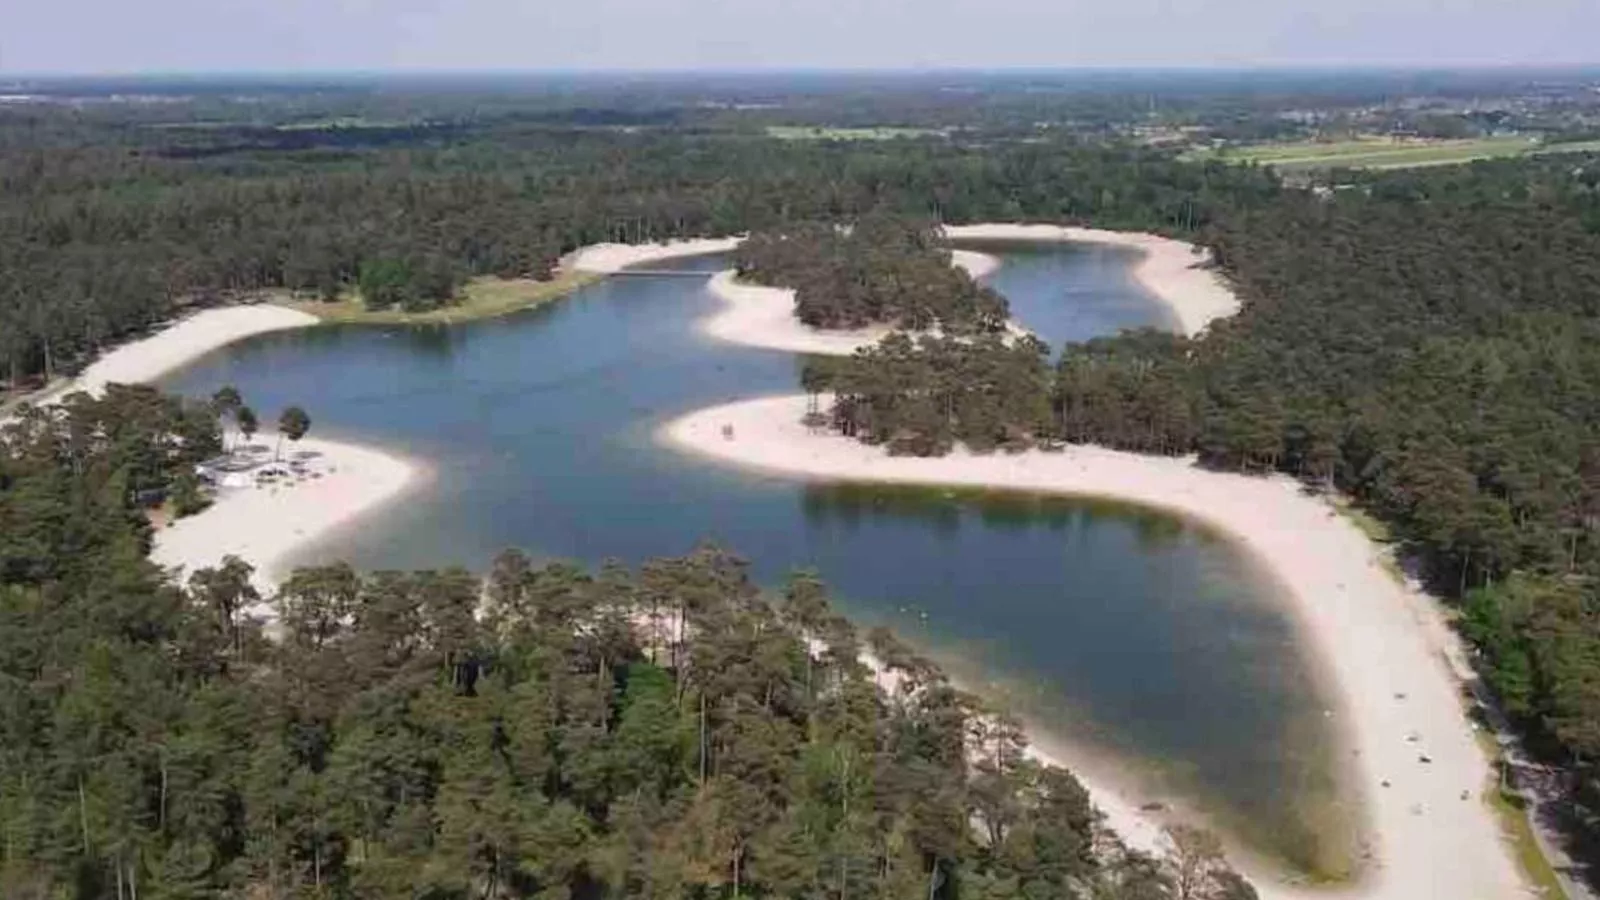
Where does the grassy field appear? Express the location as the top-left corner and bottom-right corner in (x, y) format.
(284, 271), (600, 325)
(1190, 135), (1600, 173)
(765, 125), (946, 141)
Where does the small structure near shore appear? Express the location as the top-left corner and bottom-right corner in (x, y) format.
(195, 444), (328, 492)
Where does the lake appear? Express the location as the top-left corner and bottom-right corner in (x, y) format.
(162, 243), (1353, 877)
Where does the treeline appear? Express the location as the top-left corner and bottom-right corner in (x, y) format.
(806, 155), (1600, 781)
(735, 216), (1008, 332)
(804, 333), (1054, 455)
(0, 103), (1279, 388)
(0, 386), (1257, 899)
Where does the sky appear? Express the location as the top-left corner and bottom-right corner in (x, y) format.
(4, 0), (1598, 74)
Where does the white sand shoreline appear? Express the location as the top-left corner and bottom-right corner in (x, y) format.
(151, 435), (425, 593)
(74, 306), (320, 400)
(657, 396), (1522, 899)
(566, 236), (746, 274)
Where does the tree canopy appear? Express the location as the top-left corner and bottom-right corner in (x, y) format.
(735, 215), (1008, 333)
(0, 383), (1257, 897)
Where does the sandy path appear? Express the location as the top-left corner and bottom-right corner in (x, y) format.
(151, 435), (423, 594)
(944, 224), (1240, 337)
(659, 396), (1522, 900)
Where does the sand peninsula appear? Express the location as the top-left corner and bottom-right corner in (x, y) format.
(7, 305), (425, 595)
(659, 230), (1524, 900)
(151, 434), (424, 593)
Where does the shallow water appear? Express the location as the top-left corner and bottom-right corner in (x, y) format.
(162, 247), (1351, 875)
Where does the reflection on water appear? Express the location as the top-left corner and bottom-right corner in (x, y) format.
(163, 247), (1353, 877)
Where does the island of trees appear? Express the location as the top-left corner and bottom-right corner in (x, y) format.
(734, 216), (1008, 333)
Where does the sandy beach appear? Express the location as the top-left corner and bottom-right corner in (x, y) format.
(659, 396), (1522, 899)
(700, 248), (1004, 355)
(70, 306), (321, 399)
(151, 435), (423, 594)
(944, 223), (1240, 337)
(566, 237), (746, 274)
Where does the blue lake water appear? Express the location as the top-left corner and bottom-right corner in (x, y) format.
(162, 245), (1351, 875)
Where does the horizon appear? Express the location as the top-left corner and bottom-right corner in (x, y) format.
(6, 63), (1600, 83)
(8, 0), (1599, 75)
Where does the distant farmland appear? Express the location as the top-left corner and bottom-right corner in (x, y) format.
(1188, 135), (1600, 172)
(765, 125), (947, 141)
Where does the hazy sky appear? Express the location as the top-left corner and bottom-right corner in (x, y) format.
(5, 0), (1598, 74)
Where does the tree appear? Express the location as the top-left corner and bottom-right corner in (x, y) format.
(210, 386), (243, 450)
(235, 405), (258, 447)
(1162, 824), (1239, 900)
(276, 406), (311, 460)
(170, 469), (211, 518)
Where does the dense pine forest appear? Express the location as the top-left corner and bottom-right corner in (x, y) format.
(0, 388), (1255, 899)
(734, 217), (1008, 332)
(0, 102), (1278, 389)
(16, 74), (1600, 890)
(803, 157), (1600, 808)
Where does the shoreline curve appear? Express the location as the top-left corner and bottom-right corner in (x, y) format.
(944, 223), (1240, 337)
(654, 393), (1519, 900)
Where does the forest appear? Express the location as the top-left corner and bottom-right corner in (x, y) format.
(0, 387), (1255, 899)
(734, 216), (1008, 332)
(802, 156), (1600, 806)
(0, 102), (1279, 390)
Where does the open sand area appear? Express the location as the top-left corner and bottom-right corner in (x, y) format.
(151, 435), (423, 594)
(70, 306), (321, 398)
(566, 237), (746, 274)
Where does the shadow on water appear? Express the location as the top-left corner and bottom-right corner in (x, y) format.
(162, 245), (1356, 880)
(800, 481), (1357, 879)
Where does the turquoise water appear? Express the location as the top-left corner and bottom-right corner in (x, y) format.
(162, 247), (1350, 874)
